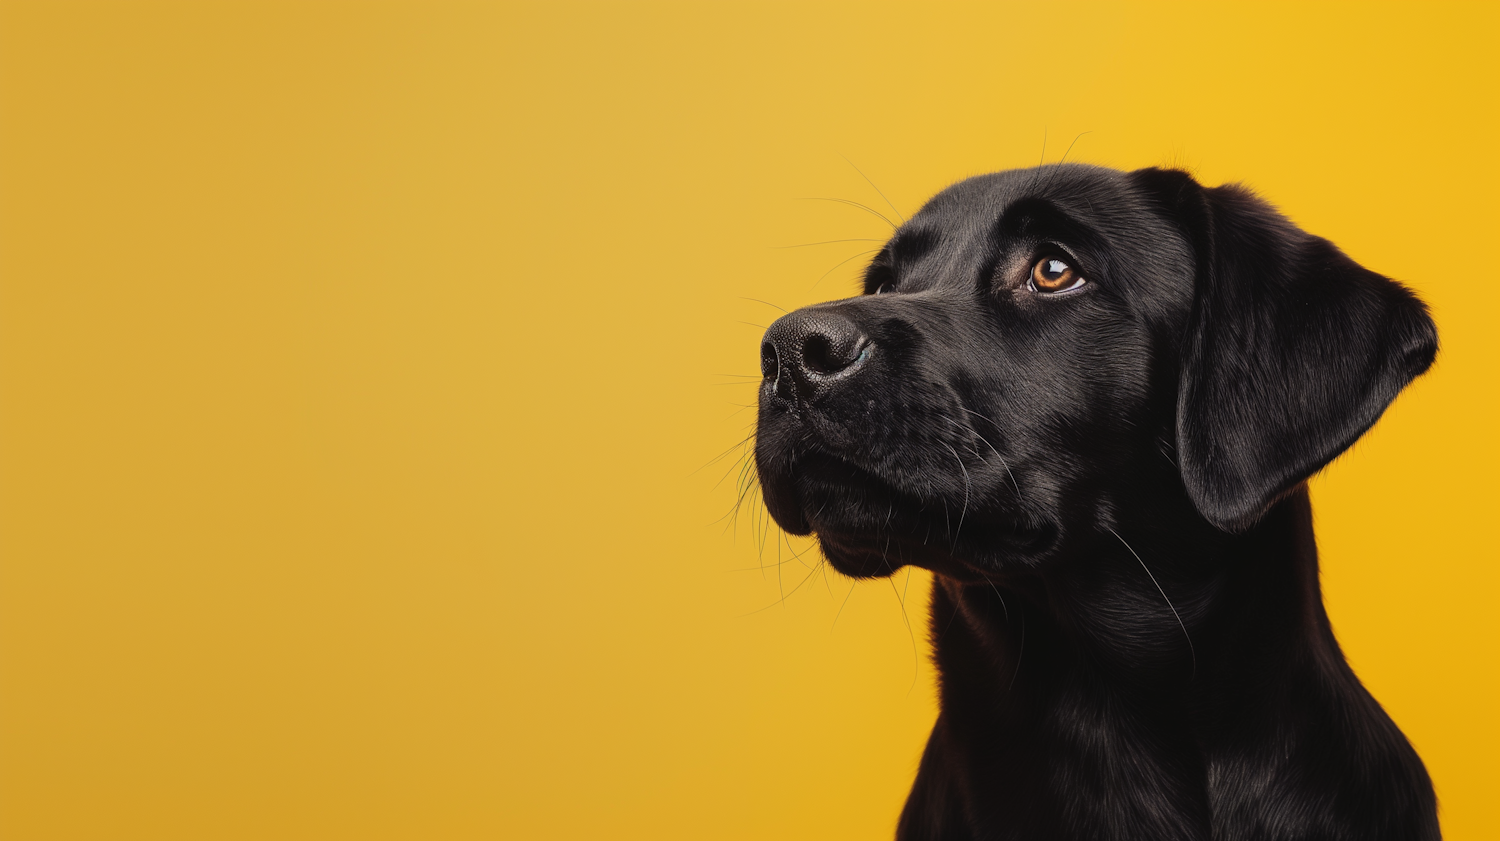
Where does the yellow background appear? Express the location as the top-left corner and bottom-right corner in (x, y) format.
(1, 2), (1495, 839)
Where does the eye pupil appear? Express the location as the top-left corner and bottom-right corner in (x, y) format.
(1044, 259), (1067, 279)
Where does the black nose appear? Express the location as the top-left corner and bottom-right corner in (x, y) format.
(761, 310), (870, 400)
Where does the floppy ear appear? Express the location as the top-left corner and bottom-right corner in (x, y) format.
(1141, 171), (1437, 532)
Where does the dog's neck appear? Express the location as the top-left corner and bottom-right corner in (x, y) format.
(904, 488), (1430, 840)
(934, 486), (1327, 690)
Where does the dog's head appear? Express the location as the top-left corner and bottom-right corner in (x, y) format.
(754, 165), (1435, 581)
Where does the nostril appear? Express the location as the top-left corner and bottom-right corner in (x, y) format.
(802, 332), (864, 376)
(802, 334), (836, 375)
(760, 341), (779, 380)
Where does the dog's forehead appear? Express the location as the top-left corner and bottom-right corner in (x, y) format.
(913, 164), (1139, 235)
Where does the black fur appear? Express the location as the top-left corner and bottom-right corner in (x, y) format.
(753, 164), (1439, 840)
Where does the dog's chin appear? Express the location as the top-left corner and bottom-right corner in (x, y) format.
(813, 522), (1057, 582)
(812, 527), (967, 579)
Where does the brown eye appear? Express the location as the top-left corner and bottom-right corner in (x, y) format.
(1029, 256), (1086, 293)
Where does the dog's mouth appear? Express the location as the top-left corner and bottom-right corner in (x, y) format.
(758, 447), (1053, 580)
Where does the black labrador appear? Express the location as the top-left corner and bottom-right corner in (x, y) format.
(753, 164), (1438, 840)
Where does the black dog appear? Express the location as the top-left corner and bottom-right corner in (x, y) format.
(753, 164), (1439, 840)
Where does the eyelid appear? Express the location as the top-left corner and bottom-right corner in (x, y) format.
(1034, 242), (1085, 270)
